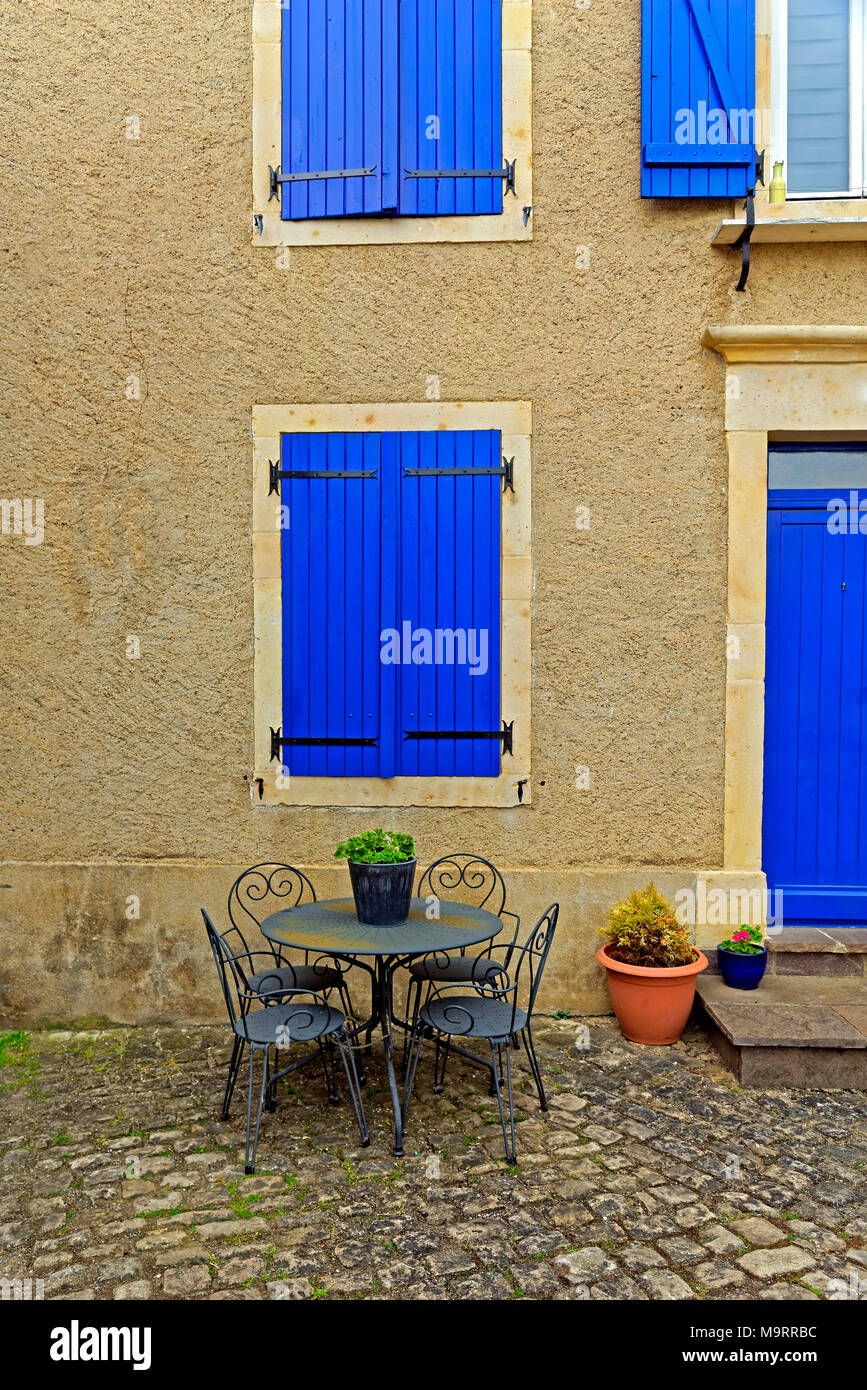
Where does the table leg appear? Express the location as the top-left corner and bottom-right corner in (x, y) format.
(377, 957), (406, 1158)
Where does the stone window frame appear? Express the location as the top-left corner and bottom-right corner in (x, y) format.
(252, 400), (532, 808)
(702, 325), (867, 876)
(251, 0), (533, 248)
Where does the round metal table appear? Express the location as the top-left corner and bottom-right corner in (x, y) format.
(260, 897), (502, 1156)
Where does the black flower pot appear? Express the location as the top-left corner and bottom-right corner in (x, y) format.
(347, 859), (416, 926)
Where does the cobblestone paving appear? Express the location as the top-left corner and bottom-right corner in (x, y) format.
(0, 1017), (865, 1301)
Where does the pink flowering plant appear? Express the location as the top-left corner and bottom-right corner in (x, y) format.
(719, 924), (764, 954)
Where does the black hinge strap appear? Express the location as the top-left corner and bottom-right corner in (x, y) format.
(404, 721), (514, 757)
(403, 457), (514, 493)
(269, 165), (376, 198)
(269, 461), (377, 495)
(403, 158), (516, 197)
(271, 728), (376, 760)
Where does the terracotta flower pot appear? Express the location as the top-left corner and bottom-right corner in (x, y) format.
(596, 943), (709, 1046)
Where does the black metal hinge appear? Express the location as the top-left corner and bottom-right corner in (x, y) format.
(269, 165), (376, 199)
(403, 158), (516, 197)
(271, 728), (377, 760)
(404, 720), (514, 757)
(734, 189), (756, 293)
(403, 456), (514, 493)
(268, 461), (378, 495)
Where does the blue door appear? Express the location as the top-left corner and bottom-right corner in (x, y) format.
(764, 463), (867, 925)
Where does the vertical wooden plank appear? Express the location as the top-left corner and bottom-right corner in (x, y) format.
(284, 434), (310, 775)
(285, 0), (309, 219)
(454, 431), (475, 774)
(652, 0), (674, 196)
(381, 0), (400, 211)
(379, 432), (400, 778)
(361, 433), (383, 777)
(416, 430), (438, 775)
(343, 433), (363, 775)
(437, 0), (457, 214)
(345, 0), (364, 215)
(435, 432), (457, 774)
(398, 0), (419, 215)
(326, 0), (346, 217)
(399, 431), (420, 776)
(325, 433), (346, 776)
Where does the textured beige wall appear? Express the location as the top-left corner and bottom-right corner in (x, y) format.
(1, 0), (866, 1023)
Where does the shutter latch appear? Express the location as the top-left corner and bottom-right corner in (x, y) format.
(269, 165), (377, 199)
(403, 158), (517, 197)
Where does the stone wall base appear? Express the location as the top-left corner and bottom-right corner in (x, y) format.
(0, 863), (765, 1027)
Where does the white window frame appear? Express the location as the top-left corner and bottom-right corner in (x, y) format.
(770, 0), (867, 199)
(252, 0), (533, 246)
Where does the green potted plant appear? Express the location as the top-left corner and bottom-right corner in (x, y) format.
(716, 924), (767, 990)
(596, 882), (708, 1045)
(335, 829), (416, 926)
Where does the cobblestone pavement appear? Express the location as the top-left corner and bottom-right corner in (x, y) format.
(1, 1016), (865, 1302)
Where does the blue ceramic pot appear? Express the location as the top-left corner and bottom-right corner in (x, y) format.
(717, 945), (767, 990)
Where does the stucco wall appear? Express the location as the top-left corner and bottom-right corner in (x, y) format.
(1, 0), (865, 1023)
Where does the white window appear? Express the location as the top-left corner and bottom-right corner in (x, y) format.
(771, 0), (867, 197)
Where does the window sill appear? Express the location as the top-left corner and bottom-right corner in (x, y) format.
(712, 199), (867, 245)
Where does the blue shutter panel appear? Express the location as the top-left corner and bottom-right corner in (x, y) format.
(398, 430), (502, 776)
(398, 0), (504, 216)
(280, 432), (392, 775)
(641, 0), (756, 197)
(281, 0), (399, 220)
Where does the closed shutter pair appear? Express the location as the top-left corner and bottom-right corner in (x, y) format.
(275, 0), (508, 220)
(275, 430), (506, 777)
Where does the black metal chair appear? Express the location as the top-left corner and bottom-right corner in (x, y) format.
(203, 910), (369, 1173)
(228, 862), (354, 1019)
(400, 854), (521, 1068)
(402, 903), (559, 1165)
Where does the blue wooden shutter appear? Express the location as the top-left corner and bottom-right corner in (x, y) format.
(641, 0), (756, 197)
(280, 432), (395, 776)
(280, 429), (502, 778)
(280, 0), (399, 220)
(397, 430), (502, 776)
(398, 0), (504, 216)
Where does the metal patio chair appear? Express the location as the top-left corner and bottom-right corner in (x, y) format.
(400, 854), (521, 1069)
(401, 903), (559, 1165)
(228, 862), (355, 1019)
(203, 910), (369, 1173)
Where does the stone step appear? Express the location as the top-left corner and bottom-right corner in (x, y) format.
(694, 973), (867, 1090)
(764, 926), (867, 978)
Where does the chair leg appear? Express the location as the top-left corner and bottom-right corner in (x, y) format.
(245, 1044), (270, 1174)
(432, 1033), (451, 1094)
(490, 1039), (517, 1165)
(221, 1035), (243, 1121)
(522, 1022), (548, 1111)
(333, 1028), (370, 1146)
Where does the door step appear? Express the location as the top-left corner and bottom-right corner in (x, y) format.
(694, 973), (867, 1089)
(765, 926), (867, 977)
